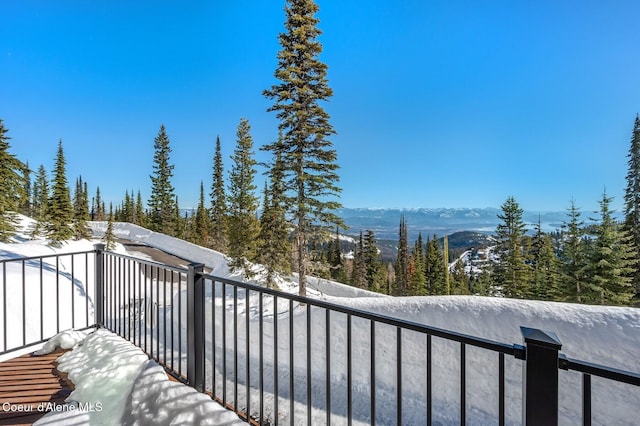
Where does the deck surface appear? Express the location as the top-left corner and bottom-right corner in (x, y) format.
(0, 350), (73, 425)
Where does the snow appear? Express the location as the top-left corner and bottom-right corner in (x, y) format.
(1, 215), (639, 425)
(33, 328), (244, 425)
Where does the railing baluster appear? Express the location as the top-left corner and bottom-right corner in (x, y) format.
(583, 374), (591, 426)
(307, 304), (312, 426)
(222, 283), (227, 407)
(156, 266), (160, 361)
(427, 334), (432, 426)
(289, 299), (294, 426)
(245, 288), (250, 421)
(499, 352), (505, 426)
(22, 260), (26, 345)
(71, 255), (75, 329)
(2, 262), (5, 352)
(259, 292), (264, 425)
(397, 326), (402, 426)
(370, 320), (375, 426)
(212, 280), (216, 397)
(327, 310), (332, 426)
(163, 267), (167, 366)
(55, 257), (59, 334)
(85, 253), (89, 328)
(39, 259), (44, 342)
(178, 271), (182, 377)
(144, 263), (148, 355)
(274, 295), (279, 426)
(461, 342), (466, 425)
(234, 285), (238, 413)
(347, 314), (352, 426)
(170, 270), (174, 372)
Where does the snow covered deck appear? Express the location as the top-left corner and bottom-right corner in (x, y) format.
(0, 330), (247, 426)
(0, 350), (72, 425)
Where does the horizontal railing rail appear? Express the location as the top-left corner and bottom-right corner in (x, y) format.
(2, 244), (638, 425)
(558, 354), (640, 426)
(0, 250), (97, 356)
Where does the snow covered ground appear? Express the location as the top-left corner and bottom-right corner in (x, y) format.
(32, 329), (244, 425)
(0, 216), (638, 425)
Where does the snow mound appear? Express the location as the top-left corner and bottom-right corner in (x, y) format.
(123, 361), (242, 425)
(33, 329), (88, 355)
(34, 328), (243, 426)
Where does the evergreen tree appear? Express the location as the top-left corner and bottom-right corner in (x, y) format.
(258, 153), (293, 288)
(47, 140), (74, 246)
(583, 192), (635, 305)
(104, 203), (116, 251)
(210, 135), (228, 252)
(174, 196), (185, 239)
(148, 125), (177, 235)
(93, 187), (106, 221)
(394, 215), (410, 295)
(529, 218), (560, 300)
(493, 196), (530, 298)
(623, 114), (640, 302)
(0, 119), (26, 241)
(363, 229), (385, 292)
(72, 176), (90, 240)
(450, 259), (470, 295)
(560, 199), (588, 302)
(19, 162), (31, 216)
(31, 165), (49, 237)
(350, 231), (367, 288)
(327, 226), (344, 281)
(120, 190), (134, 223)
(425, 235), (446, 295)
(263, 0), (342, 296)
(194, 181), (211, 246)
(227, 118), (260, 274)
(410, 233), (427, 295)
(135, 190), (145, 226)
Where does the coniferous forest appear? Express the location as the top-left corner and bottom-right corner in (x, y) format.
(1, 0), (639, 307)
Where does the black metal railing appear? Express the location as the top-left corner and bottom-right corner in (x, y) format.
(1, 243), (639, 425)
(0, 250), (96, 356)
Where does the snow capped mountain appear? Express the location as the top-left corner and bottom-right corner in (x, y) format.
(338, 207), (568, 240)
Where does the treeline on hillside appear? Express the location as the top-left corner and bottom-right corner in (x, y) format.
(0, 0), (345, 298)
(373, 193), (636, 307)
(2, 113), (640, 307)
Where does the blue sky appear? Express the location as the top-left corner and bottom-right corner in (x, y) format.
(2, 1), (639, 213)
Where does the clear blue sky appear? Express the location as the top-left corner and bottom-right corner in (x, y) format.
(2, 1), (639, 213)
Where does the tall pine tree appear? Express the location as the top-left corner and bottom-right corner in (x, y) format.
(263, 0), (342, 296)
(623, 114), (640, 303)
(425, 235), (446, 295)
(0, 119), (26, 241)
(584, 192), (635, 305)
(560, 199), (588, 302)
(494, 196), (530, 298)
(47, 140), (74, 246)
(210, 135), (228, 252)
(30, 165), (49, 237)
(258, 152), (292, 288)
(227, 118), (260, 275)
(148, 125), (177, 235)
(363, 229), (385, 292)
(394, 215), (410, 296)
(72, 176), (91, 240)
(194, 181), (211, 247)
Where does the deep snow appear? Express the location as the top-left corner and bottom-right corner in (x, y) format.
(0, 216), (638, 425)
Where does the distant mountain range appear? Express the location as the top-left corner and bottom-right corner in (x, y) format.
(337, 207), (569, 240)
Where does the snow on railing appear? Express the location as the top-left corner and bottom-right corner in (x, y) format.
(2, 244), (638, 425)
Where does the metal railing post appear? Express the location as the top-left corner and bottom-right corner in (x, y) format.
(521, 326), (562, 426)
(187, 262), (205, 392)
(94, 244), (105, 327)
